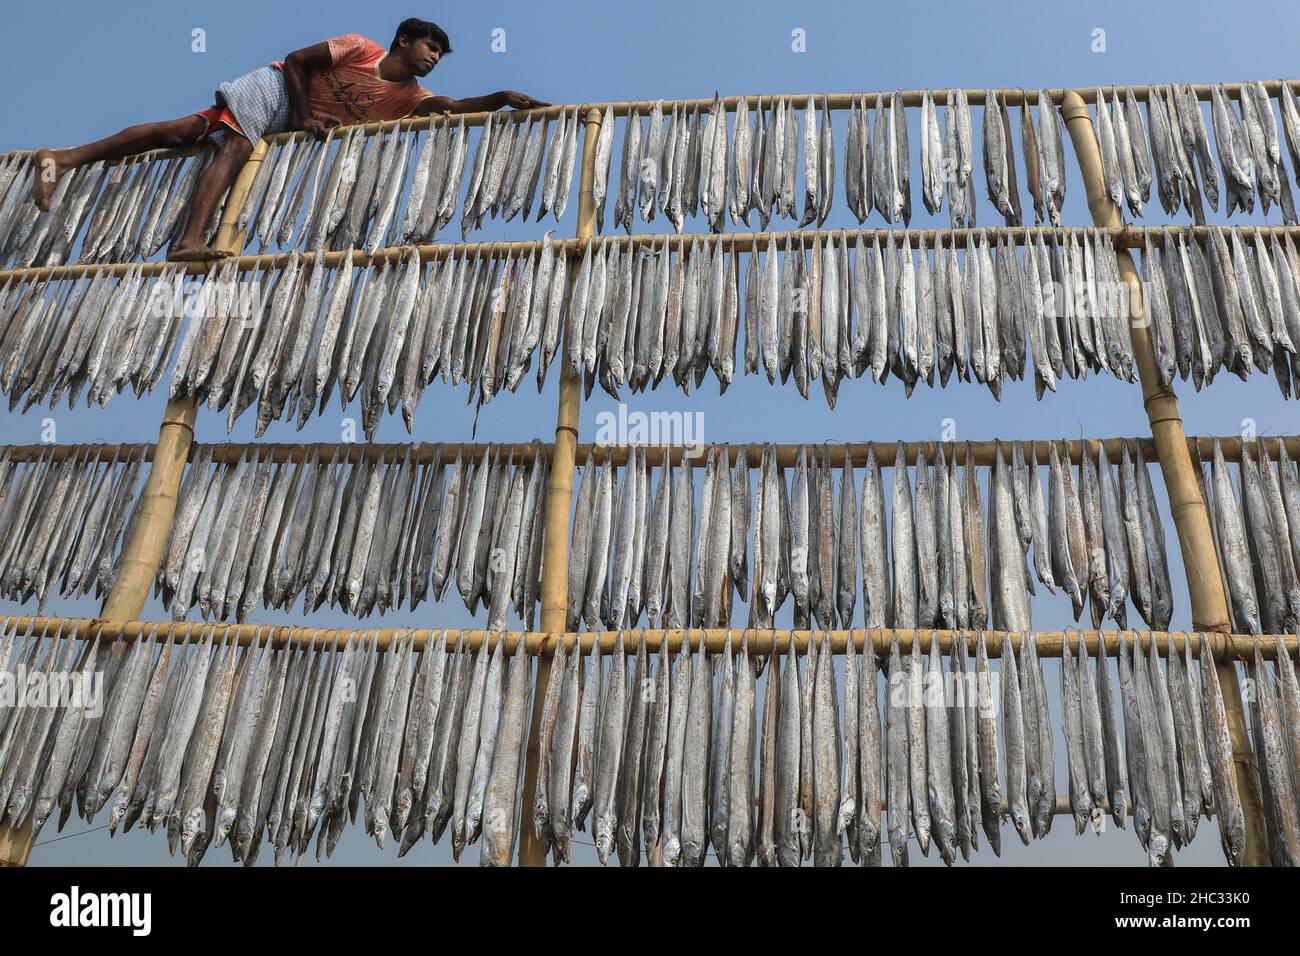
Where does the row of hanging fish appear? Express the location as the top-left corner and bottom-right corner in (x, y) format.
(0, 147), (225, 269)
(593, 82), (1300, 234)
(0, 626), (536, 866)
(1140, 228), (1300, 398)
(0, 446), (145, 609)
(592, 90), (1039, 233)
(1197, 439), (1300, 635)
(1110, 82), (1300, 224)
(3, 623), (1285, 867)
(0, 262), (206, 412)
(164, 237), (571, 438)
(157, 444), (548, 625)
(566, 440), (1172, 634)
(532, 630), (1273, 867)
(236, 108), (583, 254)
(6, 81), (1300, 272)
(566, 227), (1136, 406)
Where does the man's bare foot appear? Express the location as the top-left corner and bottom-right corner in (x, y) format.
(30, 148), (66, 212)
(166, 243), (232, 262)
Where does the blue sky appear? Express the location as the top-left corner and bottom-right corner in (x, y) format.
(3, 0), (1298, 866)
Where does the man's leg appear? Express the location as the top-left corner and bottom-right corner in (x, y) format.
(31, 113), (209, 211)
(167, 132), (254, 261)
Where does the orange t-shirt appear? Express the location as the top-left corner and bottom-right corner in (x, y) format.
(274, 34), (433, 125)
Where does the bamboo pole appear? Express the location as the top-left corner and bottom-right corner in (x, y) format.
(96, 140), (270, 620)
(97, 398), (196, 620)
(4, 614), (1295, 658)
(7, 224), (1300, 286)
(9, 434), (1300, 467)
(4, 78), (1283, 162)
(1061, 90), (1269, 866)
(517, 107), (603, 867)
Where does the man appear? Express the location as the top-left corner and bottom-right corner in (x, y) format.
(31, 19), (549, 260)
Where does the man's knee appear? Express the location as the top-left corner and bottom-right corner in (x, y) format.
(220, 135), (254, 163)
(157, 115), (206, 148)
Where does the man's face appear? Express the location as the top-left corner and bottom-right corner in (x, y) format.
(403, 35), (442, 76)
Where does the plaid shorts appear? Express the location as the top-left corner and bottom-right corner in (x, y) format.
(201, 65), (296, 144)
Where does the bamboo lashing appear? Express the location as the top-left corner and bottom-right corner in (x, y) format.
(1061, 90), (1270, 866)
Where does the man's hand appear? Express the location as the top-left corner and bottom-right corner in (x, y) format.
(300, 116), (340, 140)
(412, 91), (553, 117)
(500, 91), (551, 110)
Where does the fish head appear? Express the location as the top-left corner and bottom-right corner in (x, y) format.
(179, 808), (205, 856)
(1148, 833), (1170, 868)
(394, 791), (412, 824)
(1012, 809), (1032, 844)
(889, 829), (909, 865)
(727, 837), (749, 868)
(107, 793), (129, 832)
(859, 823), (880, 861)
(552, 833), (571, 865)
(306, 797), (326, 833)
(1224, 822), (1247, 867)
(1089, 807), (1106, 834)
(936, 821), (958, 862)
(231, 820), (252, 857)
(593, 817), (616, 865)
(213, 806), (236, 845)
(7, 788), (30, 822)
(31, 799), (53, 831)
(661, 836), (681, 867)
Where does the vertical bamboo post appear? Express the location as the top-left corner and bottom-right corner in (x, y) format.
(0, 139), (272, 868)
(517, 107), (603, 867)
(97, 396), (197, 620)
(212, 139), (270, 254)
(101, 139), (269, 620)
(1060, 90), (1269, 865)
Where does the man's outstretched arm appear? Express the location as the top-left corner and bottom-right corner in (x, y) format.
(413, 90), (551, 116)
(282, 41), (339, 138)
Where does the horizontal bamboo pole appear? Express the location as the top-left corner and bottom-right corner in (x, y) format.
(3, 616), (1295, 660)
(7, 79), (1289, 163)
(262, 80), (1298, 133)
(0, 442), (544, 465)
(6, 435), (1300, 467)
(557, 223), (1300, 256)
(1, 144), (207, 162)
(579, 439), (1163, 468)
(188, 441), (545, 466)
(6, 223), (1300, 286)
(569, 80), (1297, 117)
(0, 238), (550, 285)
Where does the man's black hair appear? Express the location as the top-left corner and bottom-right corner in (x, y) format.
(391, 18), (452, 55)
